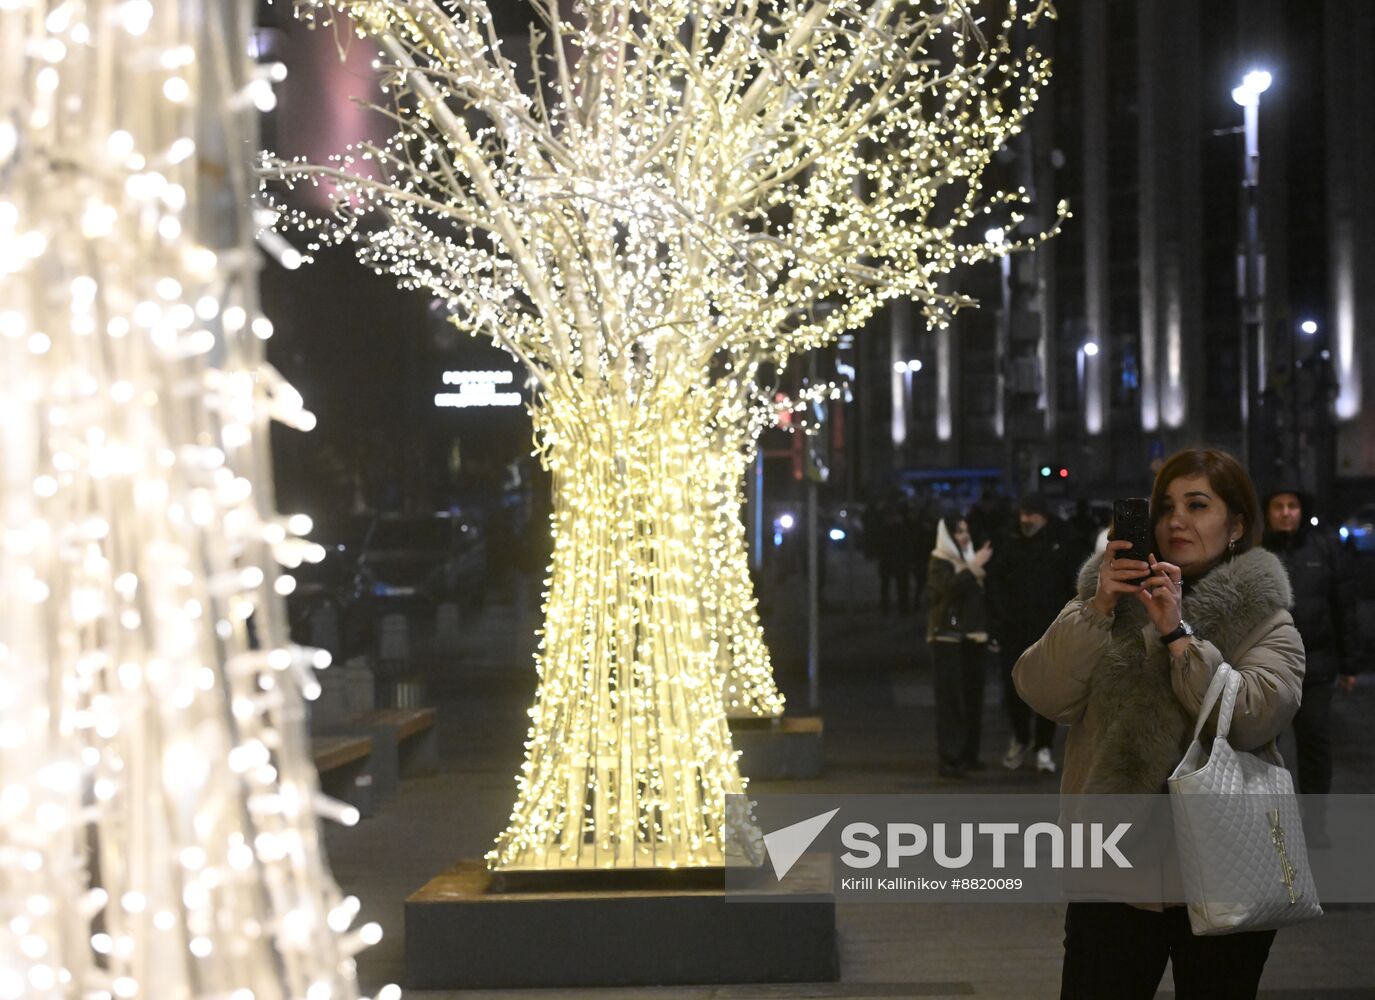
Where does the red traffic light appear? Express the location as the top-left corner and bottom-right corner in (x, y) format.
(1058, 467), (1069, 479)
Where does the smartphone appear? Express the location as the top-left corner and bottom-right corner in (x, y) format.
(1111, 498), (1153, 582)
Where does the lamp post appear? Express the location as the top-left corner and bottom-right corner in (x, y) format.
(1290, 319), (1316, 489)
(1232, 68), (1271, 471)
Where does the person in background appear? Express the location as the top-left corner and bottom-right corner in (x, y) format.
(1014, 448), (1303, 999)
(910, 491), (940, 614)
(964, 485), (1008, 550)
(1262, 486), (1360, 827)
(925, 516), (993, 778)
(987, 494), (1084, 773)
(866, 486), (917, 615)
(1071, 498), (1102, 553)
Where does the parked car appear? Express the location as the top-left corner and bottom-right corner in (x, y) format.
(284, 513), (372, 653)
(348, 511), (487, 616)
(1340, 504), (1375, 554)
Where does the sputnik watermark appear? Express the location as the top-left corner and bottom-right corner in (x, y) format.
(726, 794), (1155, 902)
(724, 793), (1375, 903)
(839, 820), (1132, 870)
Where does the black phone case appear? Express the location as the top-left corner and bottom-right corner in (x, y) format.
(1111, 499), (1153, 572)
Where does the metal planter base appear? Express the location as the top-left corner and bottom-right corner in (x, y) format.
(731, 715), (825, 779)
(404, 859), (838, 989)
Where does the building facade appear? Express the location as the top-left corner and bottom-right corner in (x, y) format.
(869, 0), (1375, 515)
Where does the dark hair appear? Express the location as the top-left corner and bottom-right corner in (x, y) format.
(1018, 493), (1051, 518)
(1149, 448), (1260, 555)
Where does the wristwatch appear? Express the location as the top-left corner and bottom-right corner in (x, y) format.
(1159, 620), (1195, 646)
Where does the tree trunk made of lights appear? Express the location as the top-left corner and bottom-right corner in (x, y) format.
(1, 0), (376, 995)
(489, 393), (745, 870)
(701, 437), (784, 720)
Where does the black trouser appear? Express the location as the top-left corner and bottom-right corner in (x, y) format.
(879, 559), (911, 615)
(1291, 677), (1334, 795)
(1062, 902), (1276, 1000)
(930, 639), (986, 766)
(910, 563), (928, 614)
(1000, 641), (1056, 750)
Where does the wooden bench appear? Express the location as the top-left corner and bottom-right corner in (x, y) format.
(360, 706), (439, 779)
(312, 734), (375, 817)
(311, 707), (438, 811)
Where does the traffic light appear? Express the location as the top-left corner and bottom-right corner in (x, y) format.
(1040, 466), (1052, 478)
(1058, 467), (1069, 479)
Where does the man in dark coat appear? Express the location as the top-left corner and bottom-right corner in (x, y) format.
(986, 494), (1085, 773)
(1262, 486), (1362, 799)
(864, 487), (917, 615)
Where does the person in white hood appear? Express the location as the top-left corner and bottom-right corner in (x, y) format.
(924, 516), (993, 777)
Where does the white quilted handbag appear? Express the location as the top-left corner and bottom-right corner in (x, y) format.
(1168, 662), (1322, 935)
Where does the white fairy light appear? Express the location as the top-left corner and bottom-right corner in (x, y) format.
(0, 1), (372, 997)
(168, 137), (197, 164)
(247, 78), (278, 113)
(271, 0), (1062, 871)
(162, 75), (190, 103)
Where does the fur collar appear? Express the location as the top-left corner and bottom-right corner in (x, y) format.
(1072, 548), (1292, 793)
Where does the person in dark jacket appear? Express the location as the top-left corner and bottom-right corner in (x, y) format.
(925, 516), (993, 777)
(986, 494), (1086, 773)
(866, 487), (917, 615)
(909, 493), (940, 614)
(1262, 486), (1361, 801)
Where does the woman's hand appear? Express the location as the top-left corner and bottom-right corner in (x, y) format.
(1136, 553), (1185, 638)
(1090, 540), (1150, 618)
(972, 541), (993, 571)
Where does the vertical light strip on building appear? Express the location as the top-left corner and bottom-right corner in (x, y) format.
(891, 299), (909, 448)
(1162, 258), (1186, 428)
(936, 325), (953, 442)
(1083, 349), (1104, 435)
(1333, 223), (1361, 420)
(1081, 0), (1109, 437)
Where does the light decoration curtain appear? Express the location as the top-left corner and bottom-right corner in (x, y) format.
(264, 0), (1064, 871)
(0, 0), (390, 996)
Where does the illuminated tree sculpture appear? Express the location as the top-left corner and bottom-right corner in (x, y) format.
(699, 370), (786, 719)
(0, 1), (388, 996)
(267, 0), (1063, 870)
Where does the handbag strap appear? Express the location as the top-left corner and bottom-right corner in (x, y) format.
(1189, 662), (1287, 765)
(1189, 662), (1240, 742)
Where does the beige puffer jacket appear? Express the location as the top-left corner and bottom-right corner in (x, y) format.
(1013, 547), (1304, 799)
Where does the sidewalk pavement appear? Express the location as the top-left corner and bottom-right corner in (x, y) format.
(323, 552), (1375, 999)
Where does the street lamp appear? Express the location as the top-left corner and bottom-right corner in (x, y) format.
(1082, 341), (1100, 357)
(1300, 319), (1319, 336)
(1230, 69), (1272, 108)
(892, 359), (922, 440)
(1232, 67), (1271, 470)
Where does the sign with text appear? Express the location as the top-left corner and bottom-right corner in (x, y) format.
(435, 369), (521, 409)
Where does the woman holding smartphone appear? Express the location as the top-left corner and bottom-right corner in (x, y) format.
(1013, 448), (1305, 999)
